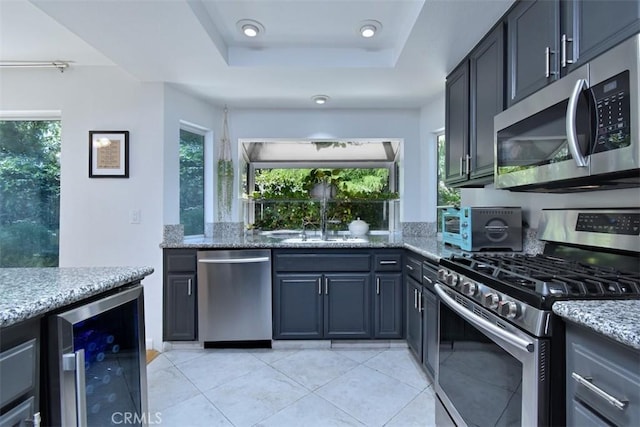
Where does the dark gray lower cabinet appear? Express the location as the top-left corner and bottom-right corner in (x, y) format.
(273, 274), (323, 339)
(0, 317), (40, 426)
(422, 288), (438, 378)
(374, 273), (403, 339)
(164, 273), (197, 341)
(324, 274), (371, 339)
(163, 249), (197, 341)
(406, 276), (423, 359)
(273, 272), (371, 339)
(566, 323), (640, 426)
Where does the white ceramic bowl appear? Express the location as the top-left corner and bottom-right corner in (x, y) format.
(348, 218), (369, 236)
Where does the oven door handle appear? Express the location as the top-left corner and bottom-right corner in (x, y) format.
(435, 284), (534, 354)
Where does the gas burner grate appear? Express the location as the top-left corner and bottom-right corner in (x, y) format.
(443, 253), (640, 301)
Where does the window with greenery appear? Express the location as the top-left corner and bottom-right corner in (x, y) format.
(248, 168), (398, 232)
(179, 128), (205, 236)
(437, 133), (460, 231)
(0, 120), (60, 267)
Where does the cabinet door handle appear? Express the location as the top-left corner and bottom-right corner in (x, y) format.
(465, 154), (471, 174)
(561, 34), (574, 68)
(414, 288), (418, 309)
(187, 278), (192, 296)
(376, 277), (380, 294)
(544, 46), (557, 78)
(545, 47), (550, 78)
(325, 278), (329, 295)
(318, 278), (322, 295)
(459, 157), (464, 177)
(26, 413), (41, 427)
(418, 291), (423, 312)
(571, 372), (628, 410)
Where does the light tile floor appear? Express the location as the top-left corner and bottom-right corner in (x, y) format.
(147, 343), (437, 426)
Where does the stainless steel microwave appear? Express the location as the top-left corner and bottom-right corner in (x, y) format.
(494, 34), (640, 192)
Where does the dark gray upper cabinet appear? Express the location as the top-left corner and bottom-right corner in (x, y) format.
(561, 0), (640, 74)
(273, 274), (323, 339)
(508, 0), (640, 106)
(445, 22), (505, 187)
(163, 249), (197, 341)
(374, 272), (403, 339)
(444, 61), (470, 186)
(470, 23), (505, 180)
(507, 0), (560, 106)
(324, 274), (371, 339)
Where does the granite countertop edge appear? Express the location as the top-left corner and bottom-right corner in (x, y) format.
(0, 266), (154, 328)
(553, 300), (640, 350)
(160, 235), (458, 262)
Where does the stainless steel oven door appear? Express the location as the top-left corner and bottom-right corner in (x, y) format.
(434, 284), (549, 427)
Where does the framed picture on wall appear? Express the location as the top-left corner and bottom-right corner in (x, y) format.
(89, 130), (129, 178)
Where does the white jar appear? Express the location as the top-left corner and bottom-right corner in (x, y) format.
(348, 218), (369, 236)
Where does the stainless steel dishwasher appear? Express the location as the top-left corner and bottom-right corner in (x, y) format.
(197, 249), (272, 348)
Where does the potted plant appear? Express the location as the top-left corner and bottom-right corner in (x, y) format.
(304, 169), (342, 199)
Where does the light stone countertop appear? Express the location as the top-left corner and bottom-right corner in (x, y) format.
(160, 233), (463, 262)
(553, 300), (640, 350)
(0, 266), (154, 328)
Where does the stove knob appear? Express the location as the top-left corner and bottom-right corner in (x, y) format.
(461, 233), (468, 240)
(483, 293), (500, 310)
(437, 268), (448, 281)
(446, 273), (459, 287)
(461, 281), (477, 296)
(498, 301), (519, 319)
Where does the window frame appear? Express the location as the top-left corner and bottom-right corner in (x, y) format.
(179, 122), (209, 237)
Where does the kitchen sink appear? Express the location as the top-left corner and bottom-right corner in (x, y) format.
(281, 237), (369, 244)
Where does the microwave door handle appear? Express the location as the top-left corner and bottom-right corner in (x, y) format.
(566, 78), (589, 167)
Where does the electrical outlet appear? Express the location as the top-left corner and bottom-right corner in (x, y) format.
(130, 209), (141, 224)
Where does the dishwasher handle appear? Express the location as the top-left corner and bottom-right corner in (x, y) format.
(198, 257), (270, 264)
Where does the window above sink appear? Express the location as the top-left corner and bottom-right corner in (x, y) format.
(240, 138), (402, 235)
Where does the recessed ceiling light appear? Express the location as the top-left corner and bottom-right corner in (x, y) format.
(358, 20), (382, 38)
(236, 19), (265, 38)
(243, 24), (259, 37)
(312, 95), (329, 105)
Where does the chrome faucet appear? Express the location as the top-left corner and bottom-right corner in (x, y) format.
(320, 197), (328, 240)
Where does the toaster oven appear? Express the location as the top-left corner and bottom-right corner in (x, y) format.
(442, 207), (523, 251)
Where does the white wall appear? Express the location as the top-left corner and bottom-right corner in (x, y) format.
(0, 67), (219, 350)
(228, 108), (424, 222)
(461, 185), (640, 228)
(419, 92), (445, 222)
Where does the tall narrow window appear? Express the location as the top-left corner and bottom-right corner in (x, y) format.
(179, 128), (205, 236)
(0, 120), (61, 266)
(437, 133), (460, 231)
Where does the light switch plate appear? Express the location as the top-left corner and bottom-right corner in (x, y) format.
(130, 209), (141, 224)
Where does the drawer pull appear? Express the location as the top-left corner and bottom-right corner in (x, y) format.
(406, 265), (414, 271)
(571, 372), (628, 411)
(423, 275), (433, 284)
(379, 260), (397, 265)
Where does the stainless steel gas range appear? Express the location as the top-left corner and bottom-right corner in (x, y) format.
(434, 208), (640, 427)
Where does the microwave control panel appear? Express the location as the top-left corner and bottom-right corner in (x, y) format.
(592, 70), (631, 153)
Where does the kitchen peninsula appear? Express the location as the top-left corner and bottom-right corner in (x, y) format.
(0, 266), (153, 426)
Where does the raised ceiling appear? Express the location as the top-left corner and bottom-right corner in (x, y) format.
(0, 0), (515, 108)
